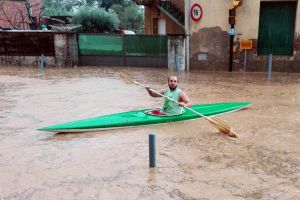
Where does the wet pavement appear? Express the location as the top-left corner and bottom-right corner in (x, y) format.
(0, 66), (299, 200)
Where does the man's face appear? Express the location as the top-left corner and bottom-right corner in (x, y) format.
(168, 76), (178, 90)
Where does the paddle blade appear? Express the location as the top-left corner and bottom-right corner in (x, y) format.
(119, 73), (135, 84)
(208, 117), (237, 138)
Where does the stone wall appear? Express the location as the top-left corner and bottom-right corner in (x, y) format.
(190, 27), (229, 71)
(0, 31), (78, 67)
(189, 29), (300, 72)
(232, 36), (300, 73)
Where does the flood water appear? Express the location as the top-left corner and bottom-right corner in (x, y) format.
(0, 66), (299, 200)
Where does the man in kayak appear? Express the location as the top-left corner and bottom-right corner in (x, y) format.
(146, 75), (191, 116)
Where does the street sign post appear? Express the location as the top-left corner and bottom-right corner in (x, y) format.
(240, 40), (253, 71)
(190, 3), (203, 22)
(240, 40), (253, 50)
(228, 28), (235, 36)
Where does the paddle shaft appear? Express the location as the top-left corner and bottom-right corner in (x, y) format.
(132, 80), (213, 121)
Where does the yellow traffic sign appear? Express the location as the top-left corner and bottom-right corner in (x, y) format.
(240, 40), (253, 50)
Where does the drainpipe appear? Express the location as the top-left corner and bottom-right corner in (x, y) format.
(185, 0), (190, 72)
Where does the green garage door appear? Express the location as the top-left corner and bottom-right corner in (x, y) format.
(257, 1), (297, 55)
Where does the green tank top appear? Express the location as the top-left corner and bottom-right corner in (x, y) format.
(162, 88), (183, 115)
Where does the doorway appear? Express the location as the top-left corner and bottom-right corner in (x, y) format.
(158, 19), (166, 35)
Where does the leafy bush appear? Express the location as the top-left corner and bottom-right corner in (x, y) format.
(72, 7), (120, 33)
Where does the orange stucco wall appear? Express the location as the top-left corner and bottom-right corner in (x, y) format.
(144, 6), (184, 35)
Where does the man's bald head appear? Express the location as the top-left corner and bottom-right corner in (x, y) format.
(168, 76), (178, 91)
(168, 75), (178, 82)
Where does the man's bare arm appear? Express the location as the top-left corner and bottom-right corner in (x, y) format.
(146, 87), (165, 98)
(179, 91), (192, 107)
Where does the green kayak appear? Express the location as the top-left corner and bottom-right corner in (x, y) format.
(38, 102), (251, 133)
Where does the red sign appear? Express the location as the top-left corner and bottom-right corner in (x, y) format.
(190, 3), (203, 22)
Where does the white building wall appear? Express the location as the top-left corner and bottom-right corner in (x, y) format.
(189, 0), (229, 34)
(189, 0), (299, 39)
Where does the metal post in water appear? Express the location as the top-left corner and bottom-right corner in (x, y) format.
(149, 133), (156, 168)
(185, 0), (190, 72)
(243, 49), (247, 72)
(229, 24), (234, 72)
(39, 54), (44, 71)
(268, 54), (272, 79)
(175, 42), (181, 74)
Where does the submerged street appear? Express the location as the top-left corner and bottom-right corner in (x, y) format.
(0, 66), (299, 199)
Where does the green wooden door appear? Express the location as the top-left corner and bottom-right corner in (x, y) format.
(257, 1), (297, 55)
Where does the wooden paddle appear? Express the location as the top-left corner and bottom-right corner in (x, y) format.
(120, 74), (237, 138)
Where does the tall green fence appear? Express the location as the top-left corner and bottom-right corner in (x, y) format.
(78, 34), (167, 56)
(125, 35), (167, 56)
(78, 34), (123, 56)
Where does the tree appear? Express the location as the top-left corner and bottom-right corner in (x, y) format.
(98, 0), (130, 10)
(40, 0), (144, 33)
(42, 0), (83, 16)
(111, 2), (144, 33)
(41, 0), (130, 16)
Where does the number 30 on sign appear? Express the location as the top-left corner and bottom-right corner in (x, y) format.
(190, 3), (203, 22)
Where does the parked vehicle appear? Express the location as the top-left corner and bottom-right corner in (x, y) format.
(111, 29), (135, 35)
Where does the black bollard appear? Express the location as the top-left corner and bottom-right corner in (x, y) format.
(149, 133), (156, 168)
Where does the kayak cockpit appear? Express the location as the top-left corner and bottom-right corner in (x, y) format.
(145, 109), (184, 117)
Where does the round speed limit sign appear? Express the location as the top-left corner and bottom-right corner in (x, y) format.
(190, 3), (203, 22)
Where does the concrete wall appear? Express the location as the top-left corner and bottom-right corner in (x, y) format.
(168, 35), (185, 71)
(54, 34), (78, 67)
(188, 0), (300, 72)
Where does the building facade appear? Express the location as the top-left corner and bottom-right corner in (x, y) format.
(0, 0), (41, 30)
(134, 0), (300, 72)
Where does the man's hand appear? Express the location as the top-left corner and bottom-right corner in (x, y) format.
(146, 87), (164, 98)
(178, 102), (186, 107)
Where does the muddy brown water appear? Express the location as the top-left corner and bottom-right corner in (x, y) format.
(0, 66), (299, 200)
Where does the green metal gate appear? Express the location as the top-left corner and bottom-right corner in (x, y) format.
(257, 1), (297, 56)
(78, 34), (168, 67)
